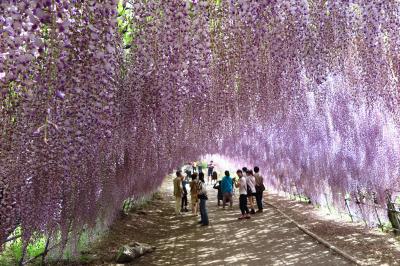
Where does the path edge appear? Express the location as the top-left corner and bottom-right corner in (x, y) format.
(265, 202), (366, 266)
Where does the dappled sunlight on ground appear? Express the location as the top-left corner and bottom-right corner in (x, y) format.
(267, 193), (400, 265)
(132, 179), (350, 266)
(87, 176), (400, 265)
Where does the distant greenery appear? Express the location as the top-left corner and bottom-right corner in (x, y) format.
(117, 0), (135, 48)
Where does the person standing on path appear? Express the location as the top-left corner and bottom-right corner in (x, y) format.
(236, 170), (250, 219)
(221, 170), (233, 209)
(231, 173), (237, 194)
(173, 171), (184, 215)
(181, 175), (189, 212)
(246, 170), (257, 214)
(207, 160), (215, 184)
(254, 166), (265, 213)
(190, 173), (199, 216)
(242, 167), (248, 175)
(212, 171), (218, 185)
(197, 161), (203, 175)
(197, 172), (209, 226)
(213, 180), (223, 206)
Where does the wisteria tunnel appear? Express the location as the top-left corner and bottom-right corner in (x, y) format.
(2, 0), (400, 264)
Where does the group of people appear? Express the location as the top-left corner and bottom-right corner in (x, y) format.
(173, 163), (266, 224)
(173, 171), (209, 226)
(190, 160), (217, 185)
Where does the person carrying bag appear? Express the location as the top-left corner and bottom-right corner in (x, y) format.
(197, 173), (209, 226)
(254, 166), (265, 213)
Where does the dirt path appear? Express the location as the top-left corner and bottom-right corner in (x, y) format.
(89, 177), (352, 265)
(267, 194), (400, 265)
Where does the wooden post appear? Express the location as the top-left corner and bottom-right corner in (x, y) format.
(373, 204), (383, 230)
(386, 192), (400, 234)
(294, 184), (299, 201)
(356, 201), (368, 227)
(324, 193), (332, 214)
(344, 198), (354, 222)
(41, 235), (51, 265)
(19, 241), (27, 266)
(337, 193), (343, 218)
(372, 192), (383, 230)
(288, 185), (293, 200)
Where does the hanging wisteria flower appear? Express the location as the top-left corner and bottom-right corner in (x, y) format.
(2, 0), (400, 254)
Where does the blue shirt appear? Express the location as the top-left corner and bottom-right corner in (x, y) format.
(221, 176), (233, 193)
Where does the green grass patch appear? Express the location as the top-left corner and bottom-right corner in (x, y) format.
(0, 227), (48, 265)
(122, 192), (159, 214)
(1, 225), (106, 265)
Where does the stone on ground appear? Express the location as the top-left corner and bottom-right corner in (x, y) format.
(115, 242), (155, 263)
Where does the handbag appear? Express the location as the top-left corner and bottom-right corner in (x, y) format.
(198, 194), (208, 200)
(256, 184), (265, 193)
(247, 187), (252, 196)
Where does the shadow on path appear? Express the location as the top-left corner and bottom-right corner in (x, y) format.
(131, 178), (351, 266)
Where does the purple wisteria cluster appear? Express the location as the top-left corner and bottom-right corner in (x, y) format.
(1, 0), (400, 250)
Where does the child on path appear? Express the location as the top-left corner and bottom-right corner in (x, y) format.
(213, 180), (223, 206)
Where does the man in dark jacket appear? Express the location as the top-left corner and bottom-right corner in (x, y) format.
(181, 176), (189, 212)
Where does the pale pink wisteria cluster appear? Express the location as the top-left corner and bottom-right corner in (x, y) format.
(1, 0), (400, 250)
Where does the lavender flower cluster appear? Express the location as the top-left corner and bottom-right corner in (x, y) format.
(1, 0), (400, 250)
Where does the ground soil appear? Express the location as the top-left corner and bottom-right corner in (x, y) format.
(267, 194), (400, 265)
(73, 175), (400, 266)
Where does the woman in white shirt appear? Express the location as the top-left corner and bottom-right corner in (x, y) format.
(236, 170), (251, 219)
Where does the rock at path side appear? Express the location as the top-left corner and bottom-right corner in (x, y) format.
(115, 242), (155, 263)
